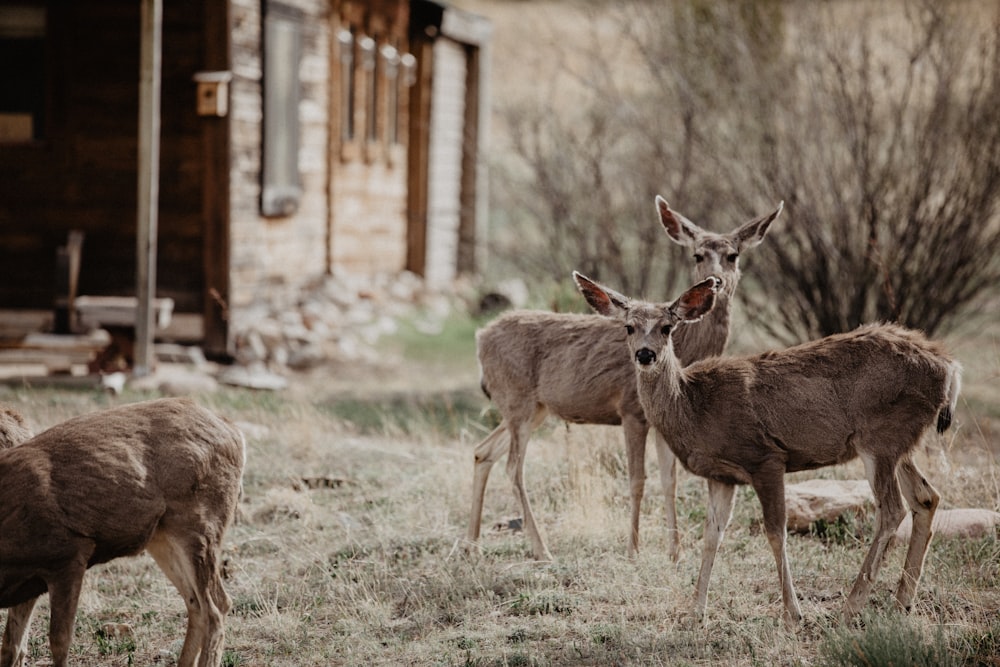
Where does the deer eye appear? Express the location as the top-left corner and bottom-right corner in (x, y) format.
(660, 324), (672, 335)
(694, 253), (705, 263)
(727, 253), (739, 263)
(625, 324), (635, 335)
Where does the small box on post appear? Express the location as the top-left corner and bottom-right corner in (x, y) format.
(193, 70), (232, 117)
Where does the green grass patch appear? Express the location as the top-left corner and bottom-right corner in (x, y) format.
(385, 309), (485, 369)
(320, 388), (490, 436)
(816, 612), (958, 667)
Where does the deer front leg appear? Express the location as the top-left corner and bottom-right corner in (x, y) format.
(844, 453), (906, 620)
(893, 455), (940, 612)
(693, 479), (736, 622)
(623, 416), (650, 559)
(1, 598), (38, 667)
(653, 430), (680, 562)
(752, 471), (802, 627)
(46, 564), (88, 667)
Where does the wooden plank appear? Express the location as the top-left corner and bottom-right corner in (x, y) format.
(0, 329), (111, 372)
(20, 330), (111, 350)
(75, 295), (174, 329)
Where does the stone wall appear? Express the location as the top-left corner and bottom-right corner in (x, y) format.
(227, 0), (413, 342)
(229, 0), (333, 335)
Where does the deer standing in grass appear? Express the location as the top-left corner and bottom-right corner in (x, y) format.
(0, 397), (245, 667)
(574, 272), (961, 625)
(468, 196), (782, 561)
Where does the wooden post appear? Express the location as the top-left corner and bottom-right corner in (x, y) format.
(201, 0), (233, 357)
(135, 0), (162, 377)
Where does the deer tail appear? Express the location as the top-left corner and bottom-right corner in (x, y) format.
(936, 359), (962, 434)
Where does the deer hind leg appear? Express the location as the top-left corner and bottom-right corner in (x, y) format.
(894, 455), (940, 612)
(753, 471), (802, 627)
(622, 415), (650, 559)
(467, 421), (511, 546)
(653, 430), (680, 562)
(1, 598), (38, 667)
(505, 406), (552, 560)
(844, 452), (907, 621)
(146, 528), (229, 667)
(693, 479), (736, 623)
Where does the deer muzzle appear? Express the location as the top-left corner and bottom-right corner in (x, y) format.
(635, 348), (657, 366)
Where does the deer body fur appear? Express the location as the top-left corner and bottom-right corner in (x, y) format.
(468, 197), (782, 561)
(0, 397), (245, 667)
(576, 273), (961, 625)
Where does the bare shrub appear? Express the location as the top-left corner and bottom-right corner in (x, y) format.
(489, 0), (1000, 339)
(738, 1), (1000, 340)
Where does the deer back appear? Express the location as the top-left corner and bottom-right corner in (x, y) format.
(0, 398), (245, 601)
(477, 310), (642, 425)
(653, 323), (957, 480)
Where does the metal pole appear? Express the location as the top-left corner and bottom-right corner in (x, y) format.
(135, 0), (162, 377)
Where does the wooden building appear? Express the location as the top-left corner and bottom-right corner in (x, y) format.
(0, 0), (491, 360)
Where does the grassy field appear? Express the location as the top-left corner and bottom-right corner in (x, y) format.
(2, 298), (999, 666)
(5, 0), (1000, 664)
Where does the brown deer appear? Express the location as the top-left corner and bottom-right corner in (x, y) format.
(468, 197), (782, 561)
(574, 272), (961, 625)
(0, 397), (246, 667)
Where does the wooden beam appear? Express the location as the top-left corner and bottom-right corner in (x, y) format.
(405, 36), (434, 277)
(135, 0), (163, 377)
(201, 0), (233, 357)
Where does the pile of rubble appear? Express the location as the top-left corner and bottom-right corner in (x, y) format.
(229, 271), (461, 374)
(129, 271), (528, 394)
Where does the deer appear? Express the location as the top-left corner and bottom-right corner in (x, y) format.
(0, 397), (246, 667)
(467, 196), (783, 562)
(574, 272), (961, 626)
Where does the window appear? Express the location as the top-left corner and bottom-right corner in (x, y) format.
(335, 22), (415, 163)
(0, 5), (46, 142)
(336, 28), (354, 145)
(261, 4), (302, 217)
(359, 35), (376, 148)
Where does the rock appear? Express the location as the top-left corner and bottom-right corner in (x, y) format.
(896, 508), (1000, 541)
(225, 271), (467, 378)
(786, 479), (1000, 543)
(129, 363), (220, 395)
(217, 363), (288, 391)
(785, 479), (874, 533)
(478, 291), (512, 315)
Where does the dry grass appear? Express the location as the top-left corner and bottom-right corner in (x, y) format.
(2, 302), (999, 666)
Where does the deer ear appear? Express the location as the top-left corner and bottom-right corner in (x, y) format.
(574, 272), (629, 317)
(735, 201), (783, 250)
(671, 277), (719, 323)
(657, 196), (702, 248)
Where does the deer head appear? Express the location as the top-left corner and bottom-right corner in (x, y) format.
(574, 272), (720, 372)
(657, 196), (782, 292)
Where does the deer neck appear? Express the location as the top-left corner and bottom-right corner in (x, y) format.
(671, 277), (736, 366)
(634, 343), (696, 458)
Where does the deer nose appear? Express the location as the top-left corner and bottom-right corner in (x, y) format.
(635, 348), (656, 366)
